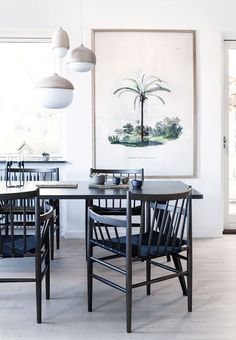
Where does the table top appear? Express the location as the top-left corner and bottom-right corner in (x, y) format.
(0, 181), (203, 199)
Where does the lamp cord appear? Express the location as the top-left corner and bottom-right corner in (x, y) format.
(51, 0), (56, 30)
(81, 0), (83, 45)
(51, 0), (57, 74)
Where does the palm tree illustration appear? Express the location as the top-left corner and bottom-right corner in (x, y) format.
(114, 74), (171, 142)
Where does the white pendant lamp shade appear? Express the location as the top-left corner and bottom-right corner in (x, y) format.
(68, 44), (96, 72)
(52, 27), (70, 58)
(36, 73), (74, 109)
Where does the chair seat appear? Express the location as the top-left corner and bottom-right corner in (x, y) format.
(1, 235), (36, 257)
(91, 230), (186, 259)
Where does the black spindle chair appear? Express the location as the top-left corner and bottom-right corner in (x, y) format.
(86, 168), (144, 258)
(0, 167), (60, 259)
(0, 188), (54, 323)
(87, 187), (192, 333)
(88, 168), (144, 215)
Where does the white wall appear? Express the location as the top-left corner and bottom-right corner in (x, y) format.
(1, 0), (235, 237)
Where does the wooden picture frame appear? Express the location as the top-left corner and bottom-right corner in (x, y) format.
(92, 29), (196, 178)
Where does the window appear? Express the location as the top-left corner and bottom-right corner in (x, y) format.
(0, 37), (62, 156)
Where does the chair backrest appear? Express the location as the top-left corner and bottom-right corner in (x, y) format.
(0, 189), (54, 257)
(127, 188), (192, 257)
(88, 187), (192, 258)
(90, 168), (144, 210)
(0, 167), (59, 211)
(0, 188), (52, 257)
(0, 167), (58, 225)
(0, 167), (59, 182)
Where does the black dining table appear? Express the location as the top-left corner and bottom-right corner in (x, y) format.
(0, 180), (203, 200)
(38, 180), (203, 199)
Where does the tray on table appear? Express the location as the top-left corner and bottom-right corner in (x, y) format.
(88, 183), (129, 189)
(36, 182), (78, 189)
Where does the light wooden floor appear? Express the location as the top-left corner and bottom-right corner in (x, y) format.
(0, 236), (236, 340)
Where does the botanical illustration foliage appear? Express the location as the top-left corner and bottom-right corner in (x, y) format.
(109, 74), (183, 147)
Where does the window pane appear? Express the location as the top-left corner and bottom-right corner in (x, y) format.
(0, 41), (62, 156)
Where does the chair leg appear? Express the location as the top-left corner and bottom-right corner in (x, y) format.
(166, 254), (171, 262)
(50, 222), (54, 260)
(87, 246), (93, 312)
(187, 250), (192, 312)
(45, 222), (51, 300)
(56, 204), (60, 249)
(56, 225), (60, 249)
(172, 255), (188, 296)
(146, 260), (151, 295)
(45, 268), (50, 300)
(85, 199), (93, 261)
(126, 260), (132, 333)
(87, 262), (93, 312)
(36, 259), (42, 323)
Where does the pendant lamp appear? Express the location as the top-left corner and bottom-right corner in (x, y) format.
(68, 0), (96, 72)
(36, 73), (74, 109)
(68, 44), (96, 72)
(52, 27), (70, 58)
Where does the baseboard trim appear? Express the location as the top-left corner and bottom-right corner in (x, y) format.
(223, 229), (236, 234)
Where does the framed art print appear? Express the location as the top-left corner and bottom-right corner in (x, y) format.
(92, 29), (196, 178)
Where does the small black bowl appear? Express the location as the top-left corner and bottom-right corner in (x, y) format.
(112, 177), (120, 185)
(131, 179), (142, 189)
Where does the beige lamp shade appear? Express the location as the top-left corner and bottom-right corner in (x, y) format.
(36, 73), (74, 109)
(68, 44), (96, 72)
(52, 27), (70, 58)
